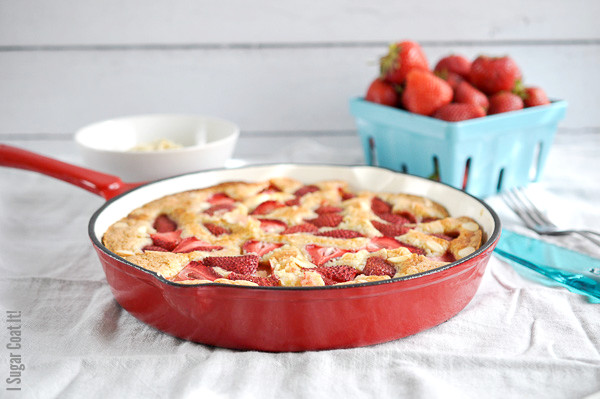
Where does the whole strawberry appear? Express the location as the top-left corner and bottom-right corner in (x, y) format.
(454, 81), (489, 111)
(380, 40), (429, 85)
(433, 103), (486, 122)
(434, 54), (471, 79)
(488, 91), (524, 114)
(437, 71), (464, 90)
(364, 78), (399, 107)
(401, 69), (453, 116)
(523, 87), (550, 107)
(469, 55), (522, 95)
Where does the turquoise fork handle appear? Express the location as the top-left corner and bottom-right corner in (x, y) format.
(494, 247), (600, 300)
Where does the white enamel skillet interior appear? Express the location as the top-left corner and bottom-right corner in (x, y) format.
(90, 164), (502, 286)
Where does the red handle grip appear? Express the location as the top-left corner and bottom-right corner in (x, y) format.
(0, 144), (142, 200)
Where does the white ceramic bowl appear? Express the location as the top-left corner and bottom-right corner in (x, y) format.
(75, 114), (240, 182)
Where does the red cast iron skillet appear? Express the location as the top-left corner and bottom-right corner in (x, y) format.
(0, 144), (501, 352)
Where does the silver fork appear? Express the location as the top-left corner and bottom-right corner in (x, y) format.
(502, 187), (600, 248)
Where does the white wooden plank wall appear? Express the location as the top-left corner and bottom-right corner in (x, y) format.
(1, 0), (599, 136)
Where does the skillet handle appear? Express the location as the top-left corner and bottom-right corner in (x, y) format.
(0, 144), (142, 200)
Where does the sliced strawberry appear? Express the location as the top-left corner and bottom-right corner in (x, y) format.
(371, 197), (392, 215)
(399, 243), (426, 255)
(366, 236), (402, 251)
(397, 211), (417, 224)
(313, 265), (359, 283)
(371, 220), (411, 237)
(363, 257), (396, 278)
(242, 240), (284, 257)
(150, 230), (182, 251)
(204, 223), (230, 236)
(259, 183), (282, 194)
(204, 203), (235, 216)
(305, 245), (351, 266)
(316, 229), (364, 239)
(339, 188), (355, 201)
(258, 218), (287, 233)
(378, 213), (411, 225)
(172, 261), (221, 282)
(153, 214), (177, 233)
(251, 200), (285, 215)
(142, 245), (169, 252)
(203, 255), (260, 274)
(294, 185), (320, 197)
(172, 237), (224, 253)
(367, 236), (425, 255)
(285, 197), (301, 207)
(315, 205), (343, 214)
(320, 275), (337, 286)
(432, 251), (456, 263)
(228, 272), (280, 287)
(306, 213), (343, 228)
(432, 233), (455, 241)
(207, 192), (235, 205)
(281, 223), (319, 235)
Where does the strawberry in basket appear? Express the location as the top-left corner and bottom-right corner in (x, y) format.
(364, 41), (553, 121)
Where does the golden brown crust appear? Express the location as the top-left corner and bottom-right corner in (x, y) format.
(103, 178), (483, 287)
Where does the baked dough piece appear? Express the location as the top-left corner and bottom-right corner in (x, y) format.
(103, 179), (483, 287)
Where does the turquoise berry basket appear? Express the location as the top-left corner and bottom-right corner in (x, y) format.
(349, 98), (568, 198)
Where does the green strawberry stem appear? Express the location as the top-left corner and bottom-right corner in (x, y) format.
(379, 43), (400, 78)
(512, 79), (526, 98)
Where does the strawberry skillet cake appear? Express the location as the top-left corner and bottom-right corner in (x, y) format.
(102, 178), (483, 287)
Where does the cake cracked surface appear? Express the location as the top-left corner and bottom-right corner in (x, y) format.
(102, 178), (483, 287)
